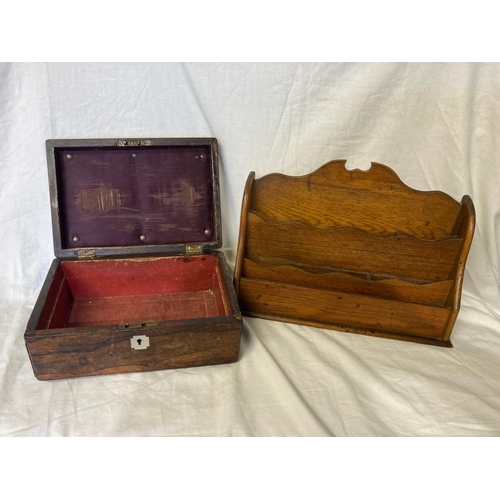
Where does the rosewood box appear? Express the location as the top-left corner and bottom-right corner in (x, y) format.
(234, 160), (475, 347)
(25, 138), (241, 380)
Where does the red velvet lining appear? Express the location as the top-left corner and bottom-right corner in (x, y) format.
(67, 291), (221, 327)
(61, 256), (218, 298)
(36, 255), (232, 329)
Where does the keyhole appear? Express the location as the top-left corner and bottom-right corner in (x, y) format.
(130, 335), (149, 350)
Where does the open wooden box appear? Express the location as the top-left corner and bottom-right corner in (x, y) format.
(234, 160), (475, 347)
(25, 138), (241, 380)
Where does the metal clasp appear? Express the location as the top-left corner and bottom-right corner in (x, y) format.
(119, 320), (158, 330)
(116, 139), (152, 147)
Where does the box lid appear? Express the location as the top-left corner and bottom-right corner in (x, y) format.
(47, 138), (222, 260)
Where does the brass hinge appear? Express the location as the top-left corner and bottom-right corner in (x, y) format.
(77, 249), (96, 260)
(185, 244), (203, 257)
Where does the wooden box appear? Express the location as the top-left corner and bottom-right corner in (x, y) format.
(25, 138), (241, 380)
(234, 160), (475, 347)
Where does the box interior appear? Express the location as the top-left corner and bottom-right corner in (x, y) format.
(36, 255), (233, 329)
(54, 144), (216, 249)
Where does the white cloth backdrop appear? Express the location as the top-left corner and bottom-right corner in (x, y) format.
(1, 62), (499, 436)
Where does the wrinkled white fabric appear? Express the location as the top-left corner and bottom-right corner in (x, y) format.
(1, 62), (499, 436)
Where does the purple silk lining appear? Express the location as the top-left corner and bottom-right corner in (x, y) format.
(55, 146), (214, 249)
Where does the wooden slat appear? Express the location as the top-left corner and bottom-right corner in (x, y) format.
(234, 171), (255, 295)
(442, 195), (476, 341)
(239, 278), (450, 339)
(245, 212), (463, 282)
(250, 161), (461, 239)
(242, 258), (454, 306)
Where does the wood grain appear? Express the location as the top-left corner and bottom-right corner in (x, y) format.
(442, 195), (476, 341)
(242, 258), (454, 306)
(250, 160), (461, 239)
(25, 317), (241, 381)
(234, 161), (475, 346)
(239, 278), (450, 339)
(234, 171), (255, 295)
(246, 211), (463, 282)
